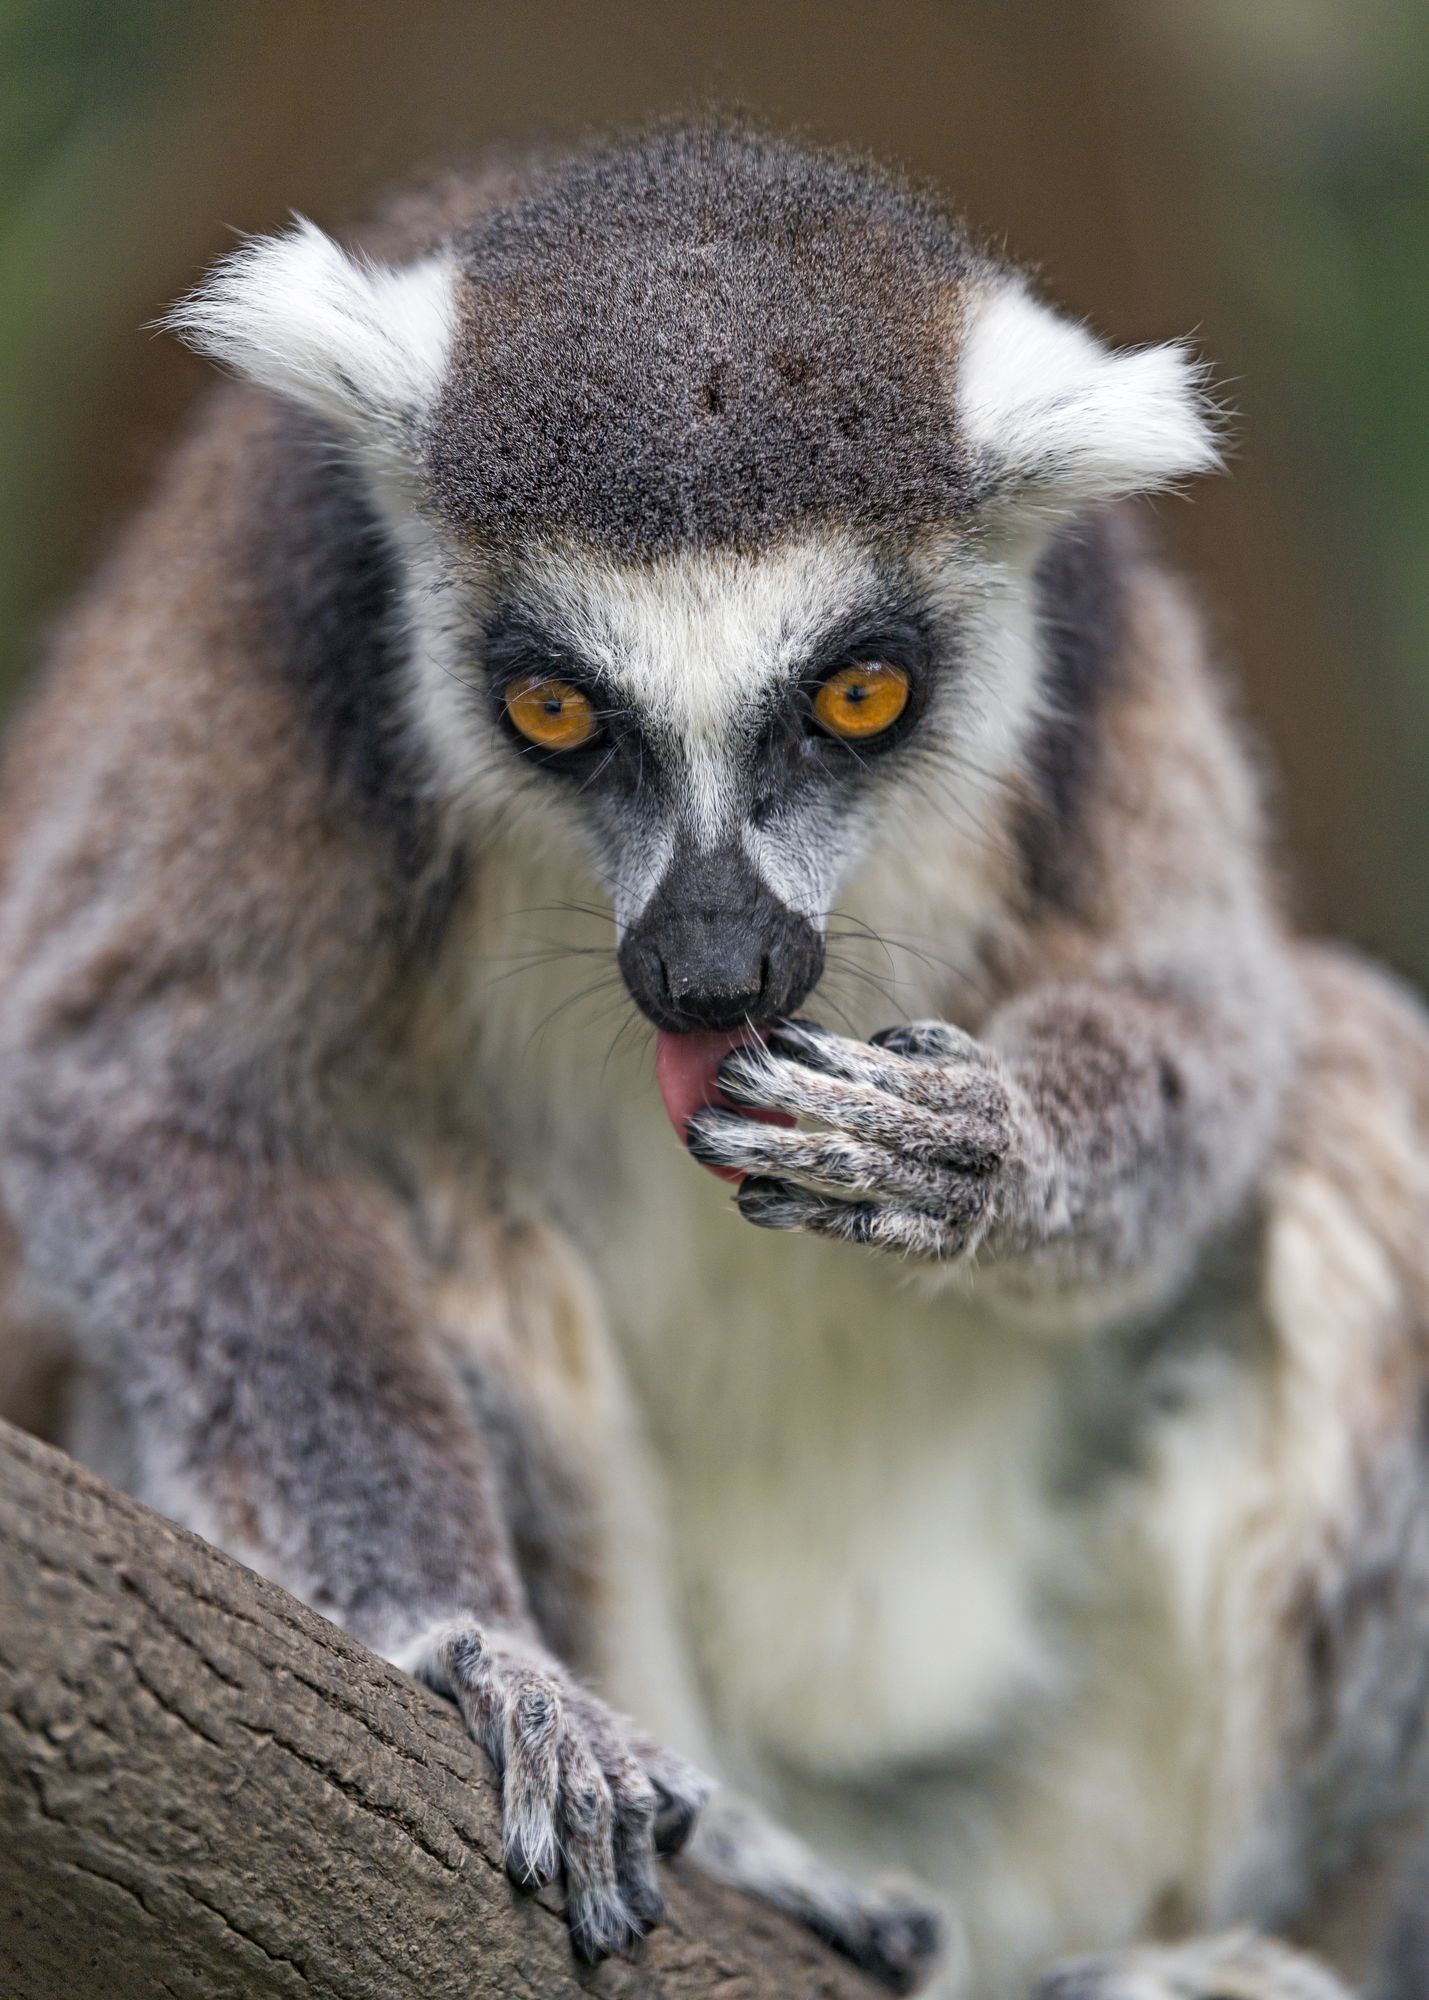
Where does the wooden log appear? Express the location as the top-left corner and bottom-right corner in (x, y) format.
(0, 1417), (876, 1998)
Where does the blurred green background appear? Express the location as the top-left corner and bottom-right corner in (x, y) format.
(2, 0), (1427, 977)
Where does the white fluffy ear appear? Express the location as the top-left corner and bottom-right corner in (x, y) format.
(165, 219), (457, 441)
(957, 282), (1220, 510)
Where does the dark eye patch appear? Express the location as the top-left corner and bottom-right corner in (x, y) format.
(480, 604), (592, 696)
(803, 606), (932, 683)
(479, 604), (636, 772)
(782, 607), (936, 761)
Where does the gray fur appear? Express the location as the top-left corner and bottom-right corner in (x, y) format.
(1035, 1932), (1354, 2000)
(0, 118), (1423, 2000)
(428, 120), (989, 556)
(690, 1792), (947, 1995)
(415, 1617), (704, 1959)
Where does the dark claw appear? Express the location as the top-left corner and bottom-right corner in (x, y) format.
(623, 1877), (666, 1934)
(570, 1925), (615, 1966)
(864, 1905), (945, 1994)
(736, 1176), (806, 1229)
(651, 1783), (703, 1855)
(504, 1832), (557, 1891)
(869, 1023), (928, 1055)
(569, 1893), (637, 1964)
(870, 1021), (972, 1062)
(808, 1900), (945, 1996)
(764, 1018), (838, 1066)
(686, 1108), (742, 1165)
(713, 1053), (766, 1105)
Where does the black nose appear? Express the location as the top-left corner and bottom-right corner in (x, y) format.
(619, 846), (824, 1033)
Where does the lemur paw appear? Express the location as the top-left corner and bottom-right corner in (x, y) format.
(689, 1793), (949, 1993)
(1034, 1931), (1353, 2000)
(399, 1618), (710, 1963)
(796, 1895), (944, 1994)
(688, 1017), (1020, 1262)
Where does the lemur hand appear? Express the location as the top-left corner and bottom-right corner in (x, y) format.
(404, 1618), (710, 1961)
(688, 1018), (1026, 1262)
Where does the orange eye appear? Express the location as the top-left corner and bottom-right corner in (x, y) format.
(812, 662), (911, 741)
(505, 675), (599, 751)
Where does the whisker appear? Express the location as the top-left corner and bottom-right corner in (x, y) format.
(602, 1008), (651, 1081)
(522, 974), (627, 1053)
(819, 904), (996, 1013)
(482, 943), (615, 989)
(806, 981), (862, 1038)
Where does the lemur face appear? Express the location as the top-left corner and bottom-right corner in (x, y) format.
(169, 124), (1217, 1032)
(473, 537), (944, 1031)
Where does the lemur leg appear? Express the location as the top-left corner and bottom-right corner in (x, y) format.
(424, 1175), (947, 1990)
(387, 1617), (705, 1947)
(688, 1793), (949, 1996)
(411, 1175), (716, 1931)
(0, 1079), (706, 1963)
(1034, 1932), (1353, 2000)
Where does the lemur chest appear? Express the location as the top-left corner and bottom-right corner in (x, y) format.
(618, 1182), (1064, 1780)
(501, 1053), (1069, 1781)
(447, 853), (1082, 1781)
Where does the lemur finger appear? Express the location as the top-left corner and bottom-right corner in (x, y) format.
(430, 1623), (507, 1764)
(610, 1780), (664, 1933)
(499, 1672), (563, 1888)
(804, 1899), (948, 1996)
(869, 1019), (982, 1064)
(426, 1628), (566, 1890)
(772, 1016), (979, 1089)
(557, 1727), (638, 1965)
(689, 1793), (946, 1995)
(738, 1177), (978, 1261)
(688, 1107), (963, 1211)
(718, 1048), (1006, 1171)
(564, 1696), (664, 1932)
(626, 1731), (712, 1855)
(765, 1018), (911, 1086)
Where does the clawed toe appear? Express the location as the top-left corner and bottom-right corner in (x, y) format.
(411, 1617), (708, 1964)
(568, 1885), (641, 1964)
(865, 1903), (945, 1992)
(651, 1771), (709, 1854)
(812, 1898), (944, 1995)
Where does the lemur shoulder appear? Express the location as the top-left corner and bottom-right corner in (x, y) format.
(1, 123), (1426, 1999)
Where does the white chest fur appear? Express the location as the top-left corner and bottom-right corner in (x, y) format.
(429, 841), (1273, 1989)
(604, 1177), (1067, 1784)
(459, 844), (1073, 1787)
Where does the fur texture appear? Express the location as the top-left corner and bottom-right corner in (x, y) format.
(0, 122), (1425, 1998)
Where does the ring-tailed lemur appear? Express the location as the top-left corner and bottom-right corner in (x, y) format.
(0, 122), (1425, 1998)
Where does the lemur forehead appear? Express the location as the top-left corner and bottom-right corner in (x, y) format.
(170, 121), (1216, 543)
(425, 125), (988, 559)
(514, 535), (888, 742)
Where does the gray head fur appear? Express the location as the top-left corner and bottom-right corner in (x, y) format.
(166, 119), (1218, 1027)
(426, 120), (990, 557)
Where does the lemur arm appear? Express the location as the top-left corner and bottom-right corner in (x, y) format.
(693, 950), (1289, 1300)
(691, 540), (1298, 1305)
(985, 956), (1287, 1286)
(0, 1064), (704, 1958)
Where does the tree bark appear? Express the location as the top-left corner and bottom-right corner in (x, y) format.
(0, 1418), (876, 1999)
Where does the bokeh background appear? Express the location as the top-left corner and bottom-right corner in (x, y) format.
(3, 0), (1427, 978)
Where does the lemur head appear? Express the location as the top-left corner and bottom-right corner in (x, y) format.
(171, 122), (1216, 1033)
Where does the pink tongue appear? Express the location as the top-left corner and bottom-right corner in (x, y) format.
(655, 1028), (794, 1182)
